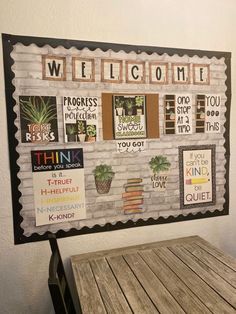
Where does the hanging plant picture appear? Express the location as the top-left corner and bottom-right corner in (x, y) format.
(93, 164), (114, 194)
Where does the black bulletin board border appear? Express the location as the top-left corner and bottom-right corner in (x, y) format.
(2, 33), (231, 244)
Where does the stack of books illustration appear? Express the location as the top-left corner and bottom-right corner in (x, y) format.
(122, 178), (144, 214)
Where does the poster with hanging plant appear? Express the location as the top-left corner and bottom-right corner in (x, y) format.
(93, 164), (115, 194)
(19, 96), (58, 143)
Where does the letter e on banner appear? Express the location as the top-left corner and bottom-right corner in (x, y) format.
(193, 64), (210, 85)
(72, 57), (95, 82)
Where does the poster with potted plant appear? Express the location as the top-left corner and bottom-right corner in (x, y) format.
(77, 120), (87, 142)
(62, 95), (98, 143)
(113, 94), (147, 140)
(93, 164), (115, 194)
(125, 98), (134, 116)
(149, 155), (171, 191)
(65, 123), (77, 142)
(19, 96), (58, 143)
(114, 96), (124, 116)
(135, 96), (145, 115)
(86, 124), (96, 142)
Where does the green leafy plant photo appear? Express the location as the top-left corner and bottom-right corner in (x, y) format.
(115, 98), (124, 109)
(149, 155), (171, 174)
(93, 164), (115, 194)
(86, 125), (96, 137)
(93, 164), (114, 181)
(66, 124), (77, 135)
(126, 99), (133, 110)
(77, 120), (86, 134)
(20, 96), (57, 124)
(135, 96), (144, 107)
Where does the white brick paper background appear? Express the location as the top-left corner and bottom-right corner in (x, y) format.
(11, 43), (227, 237)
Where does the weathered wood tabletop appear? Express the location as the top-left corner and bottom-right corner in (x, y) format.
(71, 236), (236, 313)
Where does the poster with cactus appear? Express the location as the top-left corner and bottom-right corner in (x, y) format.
(19, 96), (58, 143)
(63, 96), (98, 142)
(113, 95), (147, 139)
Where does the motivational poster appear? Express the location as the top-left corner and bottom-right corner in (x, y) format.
(31, 148), (86, 226)
(179, 145), (216, 208)
(19, 96), (58, 143)
(175, 94), (193, 134)
(113, 95), (147, 139)
(205, 95), (221, 133)
(63, 96), (98, 143)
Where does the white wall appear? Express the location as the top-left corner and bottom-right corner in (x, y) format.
(0, 1), (236, 313)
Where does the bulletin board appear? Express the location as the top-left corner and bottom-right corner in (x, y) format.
(2, 33), (231, 244)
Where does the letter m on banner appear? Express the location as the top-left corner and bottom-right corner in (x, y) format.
(42, 55), (66, 81)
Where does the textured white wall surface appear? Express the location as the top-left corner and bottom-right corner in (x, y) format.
(0, 1), (236, 313)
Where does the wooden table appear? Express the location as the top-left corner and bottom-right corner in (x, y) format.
(71, 236), (236, 313)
